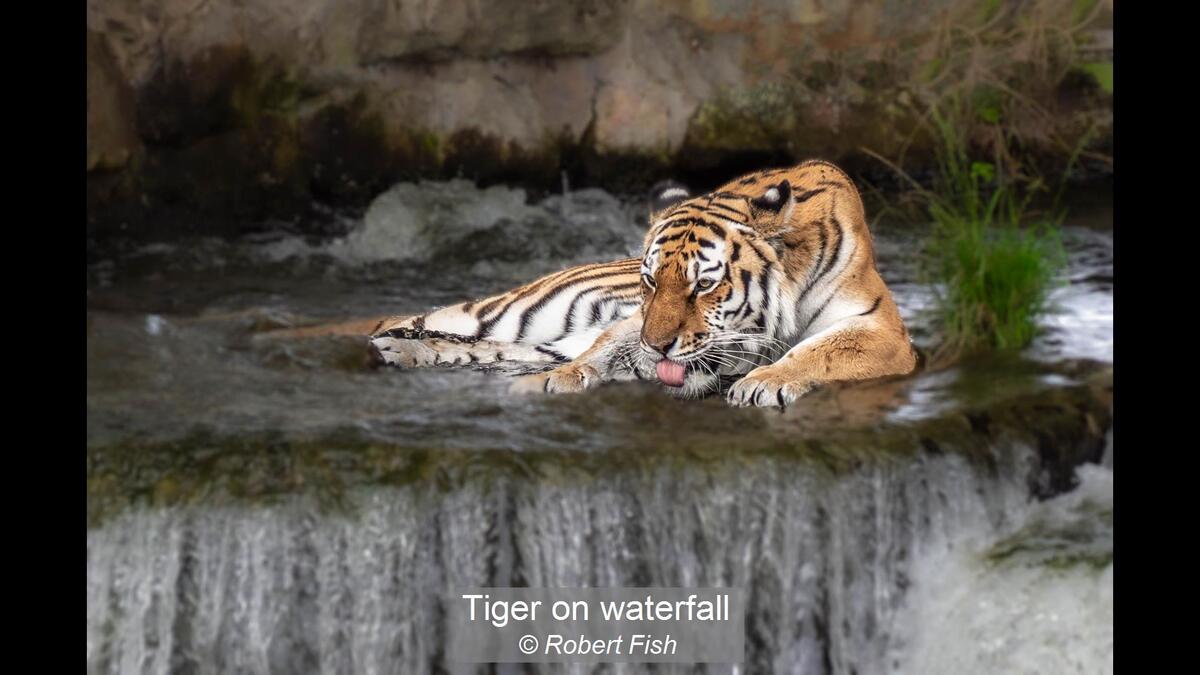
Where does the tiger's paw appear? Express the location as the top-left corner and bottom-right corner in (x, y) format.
(371, 337), (439, 367)
(510, 363), (600, 395)
(371, 337), (481, 368)
(726, 365), (813, 408)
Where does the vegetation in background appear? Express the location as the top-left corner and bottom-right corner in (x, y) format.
(865, 90), (1086, 360)
(899, 0), (1110, 166)
(862, 0), (1108, 360)
(921, 101), (1069, 358)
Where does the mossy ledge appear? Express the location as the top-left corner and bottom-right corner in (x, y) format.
(87, 364), (1111, 527)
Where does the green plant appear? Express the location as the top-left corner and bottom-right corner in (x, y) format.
(852, 0), (1109, 357)
(921, 103), (1067, 358)
(874, 0), (1112, 182)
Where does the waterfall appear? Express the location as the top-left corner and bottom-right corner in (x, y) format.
(87, 433), (1109, 675)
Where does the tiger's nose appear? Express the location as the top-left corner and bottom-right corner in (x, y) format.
(642, 336), (677, 356)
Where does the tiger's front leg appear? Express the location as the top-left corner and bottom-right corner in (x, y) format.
(726, 316), (917, 408)
(510, 312), (646, 394)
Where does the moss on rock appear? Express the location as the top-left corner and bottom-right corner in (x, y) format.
(87, 360), (1112, 527)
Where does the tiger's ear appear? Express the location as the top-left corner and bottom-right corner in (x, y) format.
(648, 181), (691, 219)
(749, 180), (791, 215)
(749, 180), (796, 251)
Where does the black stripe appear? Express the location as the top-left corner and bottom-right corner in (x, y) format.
(551, 287), (604, 343)
(755, 264), (771, 323)
(693, 222), (730, 239)
(740, 289), (756, 320)
(534, 346), (569, 363)
(547, 282), (641, 344)
(473, 258), (638, 322)
(705, 203), (742, 221)
(588, 299), (604, 327)
(812, 216), (846, 286)
(793, 188), (827, 203)
(857, 296), (882, 316)
(798, 277), (850, 337)
(745, 239), (773, 264)
(474, 294), (512, 321)
(610, 300), (637, 323)
(725, 269), (753, 319)
(799, 159), (848, 176)
(485, 269), (637, 339)
(809, 220), (828, 283)
(800, 294), (834, 336)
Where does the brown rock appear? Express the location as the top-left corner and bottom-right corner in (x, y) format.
(84, 0), (1113, 235)
(86, 30), (141, 171)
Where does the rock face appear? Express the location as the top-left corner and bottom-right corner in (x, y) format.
(86, 0), (1113, 237)
(87, 30), (141, 171)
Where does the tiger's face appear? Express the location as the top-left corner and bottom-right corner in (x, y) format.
(635, 180), (796, 398)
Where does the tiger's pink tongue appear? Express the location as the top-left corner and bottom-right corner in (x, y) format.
(656, 359), (686, 387)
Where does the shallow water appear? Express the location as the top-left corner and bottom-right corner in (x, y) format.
(86, 185), (1112, 451)
(86, 183), (1113, 674)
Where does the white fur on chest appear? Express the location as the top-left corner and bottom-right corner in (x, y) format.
(782, 237), (866, 342)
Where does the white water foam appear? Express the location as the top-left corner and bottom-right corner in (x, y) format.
(885, 461), (1113, 675)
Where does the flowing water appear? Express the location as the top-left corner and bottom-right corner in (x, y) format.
(86, 181), (1113, 674)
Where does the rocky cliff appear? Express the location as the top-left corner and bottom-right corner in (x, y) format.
(86, 0), (1113, 238)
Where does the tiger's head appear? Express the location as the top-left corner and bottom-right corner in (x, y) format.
(634, 179), (800, 398)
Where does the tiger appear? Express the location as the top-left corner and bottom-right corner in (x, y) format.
(369, 161), (917, 407)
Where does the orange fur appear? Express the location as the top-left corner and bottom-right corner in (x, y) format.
(515, 161), (917, 407)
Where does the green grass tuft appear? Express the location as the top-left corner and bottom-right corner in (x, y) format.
(922, 104), (1067, 358)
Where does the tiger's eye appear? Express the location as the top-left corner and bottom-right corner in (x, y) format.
(696, 279), (715, 290)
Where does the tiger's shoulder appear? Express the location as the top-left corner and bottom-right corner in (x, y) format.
(714, 160), (898, 335)
(712, 159), (876, 254)
(713, 160), (864, 219)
